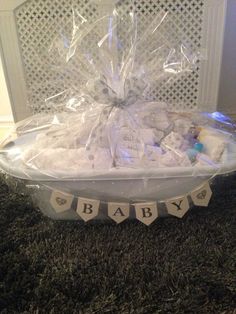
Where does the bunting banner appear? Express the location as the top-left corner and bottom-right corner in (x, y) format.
(49, 180), (213, 225)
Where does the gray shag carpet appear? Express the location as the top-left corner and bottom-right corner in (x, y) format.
(0, 174), (236, 314)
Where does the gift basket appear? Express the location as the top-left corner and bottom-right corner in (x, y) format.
(1, 1), (236, 225)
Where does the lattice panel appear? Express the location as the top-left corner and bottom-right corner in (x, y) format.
(16, 0), (204, 113)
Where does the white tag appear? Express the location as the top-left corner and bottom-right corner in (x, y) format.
(108, 202), (130, 224)
(191, 182), (212, 207)
(76, 197), (100, 222)
(165, 195), (189, 218)
(50, 190), (74, 213)
(134, 202), (158, 226)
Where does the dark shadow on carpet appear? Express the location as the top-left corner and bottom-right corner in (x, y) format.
(0, 174), (235, 314)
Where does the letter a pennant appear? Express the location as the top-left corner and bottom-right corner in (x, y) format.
(108, 202), (130, 224)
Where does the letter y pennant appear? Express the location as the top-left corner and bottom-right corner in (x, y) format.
(165, 195), (189, 218)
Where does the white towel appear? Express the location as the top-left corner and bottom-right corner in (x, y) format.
(198, 128), (227, 162)
(159, 150), (191, 167)
(174, 118), (193, 136)
(23, 147), (113, 172)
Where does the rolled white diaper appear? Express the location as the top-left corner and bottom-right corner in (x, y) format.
(140, 129), (164, 145)
(174, 118), (194, 136)
(143, 145), (163, 166)
(114, 137), (143, 167)
(161, 132), (185, 152)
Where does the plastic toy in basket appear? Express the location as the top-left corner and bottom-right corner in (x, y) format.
(0, 4), (236, 225)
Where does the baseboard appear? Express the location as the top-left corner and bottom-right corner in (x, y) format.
(0, 115), (14, 128)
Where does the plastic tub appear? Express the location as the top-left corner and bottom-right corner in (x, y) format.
(1, 130), (236, 221)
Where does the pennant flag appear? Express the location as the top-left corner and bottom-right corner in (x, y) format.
(76, 197), (100, 221)
(165, 195), (189, 218)
(191, 182), (212, 207)
(50, 190), (74, 213)
(134, 202), (158, 226)
(49, 179), (213, 223)
(108, 202), (130, 224)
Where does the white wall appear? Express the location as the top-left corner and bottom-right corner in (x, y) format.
(218, 0), (236, 113)
(0, 53), (13, 122)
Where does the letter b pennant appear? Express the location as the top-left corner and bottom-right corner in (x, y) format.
(77, 197), (100, 221)
(134, 202), (158, 226)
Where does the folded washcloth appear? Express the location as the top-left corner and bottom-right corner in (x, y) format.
(198, 128), (227, 162)
(23, 147), (113, 172)
(159, 150), (191, 167)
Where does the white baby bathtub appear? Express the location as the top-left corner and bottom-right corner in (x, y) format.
(1, 130), (236, 220)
